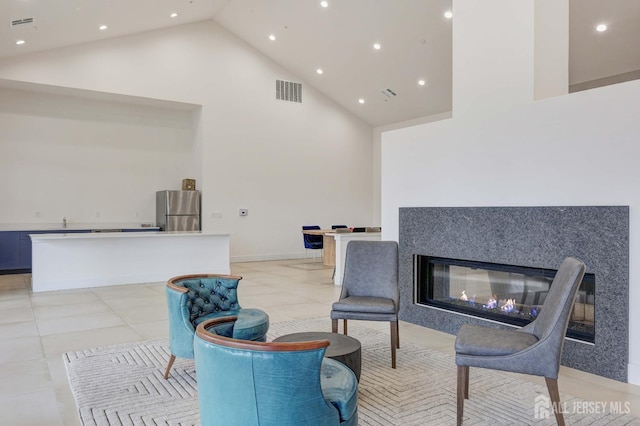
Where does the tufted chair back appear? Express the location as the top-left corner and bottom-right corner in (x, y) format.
(172, 276), (242, 326)
(164, 274), (248, 379)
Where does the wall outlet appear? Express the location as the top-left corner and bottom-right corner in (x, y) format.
(239, 209), (248, 217)
(96, 211), (101, 218)
(211, 212), (223, 219)
(35, 211), (41, 218)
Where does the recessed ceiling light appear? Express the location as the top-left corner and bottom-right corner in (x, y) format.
(418, 79), (426, 86)
(358, 98), (365, 104)
(99, 25), (108, 31)
(373, 43), (381, 50)
(316, 68), (323, 75)
(16, 40), (25, 45)
(269, 34), (276, 41)
(320, 1), (329, 7)
(170, 13), (178, 18)
(596, 24), (607, 32)
(444, 10), (453, 19)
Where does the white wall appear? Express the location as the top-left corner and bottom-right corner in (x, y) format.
(0, 20), (374, 261)
(0, 87), (196, 225)
(381, 78), (640, 383)
(452, 0), (534, 121)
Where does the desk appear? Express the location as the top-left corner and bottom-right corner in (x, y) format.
(333, 232), (382, 285)
(301, 229), (336, 266)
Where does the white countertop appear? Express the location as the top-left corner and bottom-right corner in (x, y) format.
(30, 231), (229, 240)
(0, 222), (157, 231)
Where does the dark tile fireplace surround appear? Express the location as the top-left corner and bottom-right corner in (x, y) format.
(399, 206), (629, 382)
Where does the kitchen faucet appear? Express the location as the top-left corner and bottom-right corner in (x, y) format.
(63, 217), (67, 228)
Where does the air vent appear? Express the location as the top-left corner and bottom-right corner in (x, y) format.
(276, 80), (302, 103)
(11, 18), (34, 27)
(381, 88), (397, 98)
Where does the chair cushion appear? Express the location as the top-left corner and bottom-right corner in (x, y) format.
(233, 308), (270, 341)
(194, 308), (269, 342)
(455, 324), (539, 357)
(332, 296), (395, 314)
(320, 358), (358, 423)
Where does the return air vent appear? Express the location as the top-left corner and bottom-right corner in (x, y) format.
(276, 80), (302, 103)
(11, 17), (34, 27)
(381, 88), (397, 98)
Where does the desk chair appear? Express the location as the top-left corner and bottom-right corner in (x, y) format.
(302, 225), (324, 262)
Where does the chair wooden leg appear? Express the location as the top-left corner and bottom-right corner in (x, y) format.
(464, 366), (469, 399)
(457, 365), (469, 426)
(390, 321), (398, 368)
(343, 319), (348, 335)
(163, 354), (176, 379)
(396, 320), (400, 348)
(332, 319), (338, 333)
(545, 377), (565, 426)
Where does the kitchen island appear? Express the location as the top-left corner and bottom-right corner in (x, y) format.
(0, 223), (159, 272)
(30, 231), (230, 292)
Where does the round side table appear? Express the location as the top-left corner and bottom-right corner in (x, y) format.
(273, 331), (361, 381)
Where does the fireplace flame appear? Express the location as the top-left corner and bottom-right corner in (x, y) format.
(485, 295), (497, 309)
(460, 290), (476, 305)
(500, 298), (516, 313)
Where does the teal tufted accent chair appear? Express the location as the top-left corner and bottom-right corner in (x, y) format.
(164, 274), (269, 379)
(195, 317), (359, 426)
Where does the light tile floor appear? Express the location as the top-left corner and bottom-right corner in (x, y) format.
(1, 258), (639, 425)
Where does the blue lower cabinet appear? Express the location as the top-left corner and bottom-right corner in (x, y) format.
(18, 231), (43, 269)
(0, 232), (20, 270)
(18, 238), (32, 269)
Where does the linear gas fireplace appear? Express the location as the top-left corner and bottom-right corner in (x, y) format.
(415, 256), (595, 343)
(399, 206), (629, 381)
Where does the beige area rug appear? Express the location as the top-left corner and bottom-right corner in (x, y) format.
(65, 317), (640, 425)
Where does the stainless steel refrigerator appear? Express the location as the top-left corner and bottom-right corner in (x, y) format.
(156, 190), (201, 231)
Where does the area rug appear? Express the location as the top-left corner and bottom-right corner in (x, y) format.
(65, 317), (640, 425)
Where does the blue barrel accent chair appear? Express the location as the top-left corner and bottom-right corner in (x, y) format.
(194, 316), (359, 426)
(164, 274), (269, 379)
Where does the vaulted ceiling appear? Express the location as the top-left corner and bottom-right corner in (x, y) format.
(1, 0), (639, 127)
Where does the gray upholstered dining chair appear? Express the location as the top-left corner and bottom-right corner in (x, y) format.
(454, 257), (586, 426)
(331, 240), (399, 368)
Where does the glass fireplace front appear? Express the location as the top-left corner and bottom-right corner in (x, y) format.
(415, 256), (595, 343)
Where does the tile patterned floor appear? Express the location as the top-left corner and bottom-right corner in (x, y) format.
(1, 259), (639, 425)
